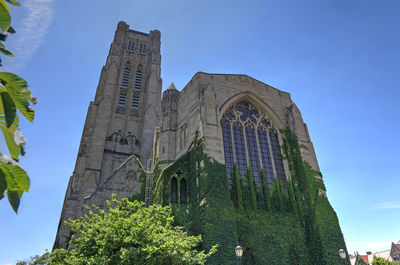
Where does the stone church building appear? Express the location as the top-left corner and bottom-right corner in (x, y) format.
(55, 22), (346, 264)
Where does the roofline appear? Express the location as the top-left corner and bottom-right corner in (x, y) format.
(191, 72), (291, 96)
(129, 29), (150, 36)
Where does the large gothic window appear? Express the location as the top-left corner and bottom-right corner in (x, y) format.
(221, 101), (286, 186)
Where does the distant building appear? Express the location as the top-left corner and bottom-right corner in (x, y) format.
(391, 242), (400, 262)
(350, 242), (400, 265)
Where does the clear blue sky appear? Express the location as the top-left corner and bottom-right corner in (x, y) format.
(1, 0), (399, 263)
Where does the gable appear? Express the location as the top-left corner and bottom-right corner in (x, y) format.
(84, 155), (147, 208)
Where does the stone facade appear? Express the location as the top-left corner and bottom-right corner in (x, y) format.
(155, 73), (320, 176)
(55, 22), (322, 248)
(54, 21), (161, 248)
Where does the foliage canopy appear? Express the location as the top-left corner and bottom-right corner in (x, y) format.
(50, 196), (217, 265)
(0, 0), (36, 213)
(371, 256), (398, 265)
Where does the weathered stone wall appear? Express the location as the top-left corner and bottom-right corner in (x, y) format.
(168, 72), (320, 178)
(84, 155), (146, 209)
(55, 22), (161, 248)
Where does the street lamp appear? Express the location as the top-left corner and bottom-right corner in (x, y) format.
(339, 249), (346, 264)
(235, 245), (243, 265)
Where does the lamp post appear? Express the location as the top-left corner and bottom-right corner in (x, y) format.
(235, 245), (243, 265)
(339, 249), (347, 265)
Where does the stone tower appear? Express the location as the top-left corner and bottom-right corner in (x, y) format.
(54, 21), (162, 248)
(158, 82), (180, 163)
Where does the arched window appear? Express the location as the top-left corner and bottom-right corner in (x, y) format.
(113, 131), (121, 143)
(171, 178), (177, 203)
(221, 101), (286, 186)
(180, 179), (187, 204)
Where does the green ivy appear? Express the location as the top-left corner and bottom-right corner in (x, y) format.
(153, 132), (237, 265)
(245, 167), (257, 210)
(260, 170), (271, 211)
(128, 161), (147, 202)
(151, 128), (348, 265)
(236, 210), (310, 265)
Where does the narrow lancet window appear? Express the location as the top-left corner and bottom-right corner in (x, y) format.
(180, 179), (187, 204)
(127, 41), (135, 52)
(171, 178), (177, 203)
(118, 91), (127, 107)
(132, 96), (140, 109)
(246, 125), (261, 185)
(139, 44), (146, 53)
(233, 123), (247, 176)
(222, 120), (234, 176)
(121, 68), (130, 89)
(258, 127), (274, 186)
(269, 130), (286, 186)
(134, 69), (142, 91)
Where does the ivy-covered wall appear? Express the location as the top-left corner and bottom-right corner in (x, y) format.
(152, 129), (349, 265)
(154, 133), (238, 265)
(237, 210), (310, 265)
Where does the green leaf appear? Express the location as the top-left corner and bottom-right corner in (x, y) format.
(0, 41), (14, 57)
(6, 25), (15, 33)
(0, 0), (10, 31)
(7, 190), (20, 213)
(0, 92), (16, 127)
(10, 165), (29, 192)
(5, 113), (17, 133)
(0, 125), (20, 159)
(0, 163), (18, 190)
(5, 0), (20, 6)
(0, 33), (7, 41)
(0, 169), (6, 199)
(0, 73), (35, 122)
(0, 164), (29, 192)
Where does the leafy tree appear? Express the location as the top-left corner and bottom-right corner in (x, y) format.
(50, 196), (217, 265)
(371, 256), (397, 265)
(0, 0), (36, 212)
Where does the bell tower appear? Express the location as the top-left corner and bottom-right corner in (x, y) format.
(54, 21), (162, 248)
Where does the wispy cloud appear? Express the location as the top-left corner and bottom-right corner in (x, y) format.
(5, 0), (54, 71)
(368, 201), (400, 211)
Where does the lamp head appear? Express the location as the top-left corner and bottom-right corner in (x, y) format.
(235, 245), (243, 258)
(339, 249), (346, 260)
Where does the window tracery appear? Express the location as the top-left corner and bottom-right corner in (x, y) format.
(221, 101), (286, 186)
